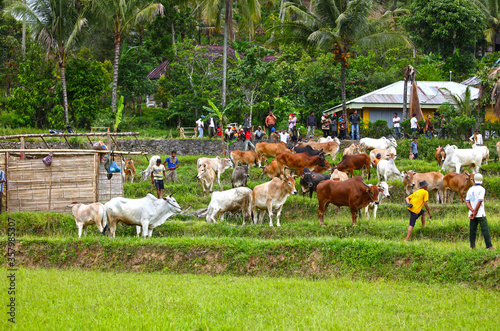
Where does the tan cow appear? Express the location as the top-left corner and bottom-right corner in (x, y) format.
(442, 171), (475, 203)
(196, 163), (216, 197)
(255, 142), (293, 167)
(297, 141), (340, 159)
(261, 160), (281, 179)
(403, 170), (444, 204)
(197, 156), (233, 190)
(343, 144), (361, 156)
(496, 141), (500, 162)
(123, 158), (136, 183)
(68, 202), (106, 238)
(251, 176), (298, 227)
(435, 146), (446, 166)
(369, 147), (397, 162)
(230, 150), (259, 168)
(330, 169), (349, 181)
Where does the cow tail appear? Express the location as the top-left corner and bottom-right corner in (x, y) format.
(101, 206), (108, 236)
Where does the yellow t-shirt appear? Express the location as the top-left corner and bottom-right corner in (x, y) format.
(408, 189), (429, 213)
(152, 164), (165, 180)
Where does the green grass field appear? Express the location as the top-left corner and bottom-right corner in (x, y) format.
(1, 268), (499, 330)
(2, 150), (500, 329)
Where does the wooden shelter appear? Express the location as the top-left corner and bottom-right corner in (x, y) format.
(0, 132), (148, 213)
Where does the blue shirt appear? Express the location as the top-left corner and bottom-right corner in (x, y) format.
(411, 142), (418, 154)
(0, 170), (4, 193)
(166, 157), (179, 170)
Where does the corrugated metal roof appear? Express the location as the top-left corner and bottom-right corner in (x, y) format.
(461, 76), (480, 86)
(324, 81), (479, 113)
(147, 60), (169, 80)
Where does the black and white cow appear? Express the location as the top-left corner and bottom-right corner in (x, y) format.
(299, 167), (331, 198)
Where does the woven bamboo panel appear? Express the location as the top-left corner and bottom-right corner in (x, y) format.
(5, 153), (120, 212)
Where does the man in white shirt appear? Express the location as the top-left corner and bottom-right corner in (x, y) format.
(279, 130), (290, 143)
(469, 128), (483, 146)
(410, 113), (419, 135)
(207, 112), (216, 139)
(196, 115), (205, 138)
(392, 112), (401, 139)
(465, 173), (494, 250)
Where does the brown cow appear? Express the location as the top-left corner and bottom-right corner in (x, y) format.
(296, 141), (340, 159)
(255, 142), (292, 167)
(316, 177), (381, 226)
(334, 153), (371, 180)
(311, 160), (332, 173)
(435, 147), (446, 166)
(403, 170), (444, 204)
(442, 171), (475, 203)
(123, 158), (136, 183)
(276, 152), (327, 177)
(261, 160), (281, 179)
(230, 150), (259, 168)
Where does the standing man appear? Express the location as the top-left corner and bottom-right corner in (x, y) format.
(349, 110), (361, 140)
(338, 115), (347, 140)
(465, 174), (495, 250)
(164, 151), (179, 183)
(424, 115), (433, 139)
(0, 165), (5, 214)
(265, 111), (277, 136)
(196, 115), (205, 138)
(321, 113), (331, 138)
(393, 112), (401, 139)
(151, 158), (166, 199)
(331, 113), (338, 138)
(207, 113), (216, 139)
(244, 129), (256, 151)
(405, 180), (432, 241)
(306, 111), (317, 139)
(410, 137), (419, 159)
(470, 128), (483, 146)
(243, 113), (251, 133)
(410, 113), (419, 134)
(440, 114), (447, 139)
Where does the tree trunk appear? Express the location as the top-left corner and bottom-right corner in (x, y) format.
(60, 60), (69, 126)
(171, 20), (177, 54)
(403, 79), (408, 120)
(111, 35), (121, 113)
(341, 59), (347, 121)
(221, 118), (225, 156)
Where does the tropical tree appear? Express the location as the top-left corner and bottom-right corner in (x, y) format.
(85, 0), (164, 112)
(201, 0), (261, 108)
(468, 0), (500, 51)
(444, 86), (478, 118)
(273, 0), (411, 120)
(203, 98), (238, 156)
(5, 0), (87, 125)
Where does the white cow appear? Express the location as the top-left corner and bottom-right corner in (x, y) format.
(364, 181), (392, 220)
(359, 137), (397, 151)
(472, 144), (489, 165)
(197, 156), (233, 190)
(141, 155), (161, 181)
(442, 145), (483, 173)
(330, 169), (349, 181)
(67, 202), (106, 238)
(205, 187), (253, 224)
(370, 147), (397, 162)
(104, 194), (181, 238)
(376, 159), (404, 183)
(318, 136), (341, 144)
(196, 163), (216, 197)
(251, 176), (298, 227)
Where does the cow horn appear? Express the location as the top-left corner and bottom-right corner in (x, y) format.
(465, 171), (470, 176)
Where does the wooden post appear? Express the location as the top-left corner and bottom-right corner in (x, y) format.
(4, 152), (8, 212)
(134, 136), (149, 162)
(63, 135), (73, 149)
(107, 133), (111, 150)
(48, 163), (52, 213)
(93, 153), (98, 202)
(40, 136), (50, 149)
(86, 135), (94, 147)
(169, 130), (173, 139)
(19, 137), (25, 160)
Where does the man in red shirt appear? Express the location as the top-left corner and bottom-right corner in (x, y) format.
(244, 129), (255, 152)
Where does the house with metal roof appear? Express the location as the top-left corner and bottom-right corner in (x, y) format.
(322, 81), (488, 127)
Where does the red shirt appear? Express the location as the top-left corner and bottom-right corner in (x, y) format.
(245, 131), (252, 140)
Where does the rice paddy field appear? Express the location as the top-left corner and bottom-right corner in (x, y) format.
(1, 148), (500, 329)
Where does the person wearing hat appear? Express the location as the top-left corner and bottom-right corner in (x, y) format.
(196, 115), (205, 138)
(151, 158), (166, 199)
(371, 153), (382, 168)
(243, 113), (251, 133)
(405, 180), (432, 241)
(270, 127), (280, 142)
(465, 173), (495, 250)
(469, 128), (483, 146)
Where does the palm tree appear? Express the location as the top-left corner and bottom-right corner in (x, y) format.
(273, 0), (411, 120)
(201, 0), (261, 108)
(85, 0), (163, 112)
(5, 0), (87, 126)
(203, 99), (238, 155)
(471, 0), (500, 51)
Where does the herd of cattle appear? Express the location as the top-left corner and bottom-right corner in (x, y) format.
(68, 136), (499, 238)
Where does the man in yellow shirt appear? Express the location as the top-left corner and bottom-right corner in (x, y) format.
(405, 180), (432, 241)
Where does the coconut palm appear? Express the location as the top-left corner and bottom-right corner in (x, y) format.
(471, 0), (500, 50)
(85, 0), (163, 112)
(5, 0), (87, 126)
(272, 0), (411, 120)
(201, 0), (261, 108)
